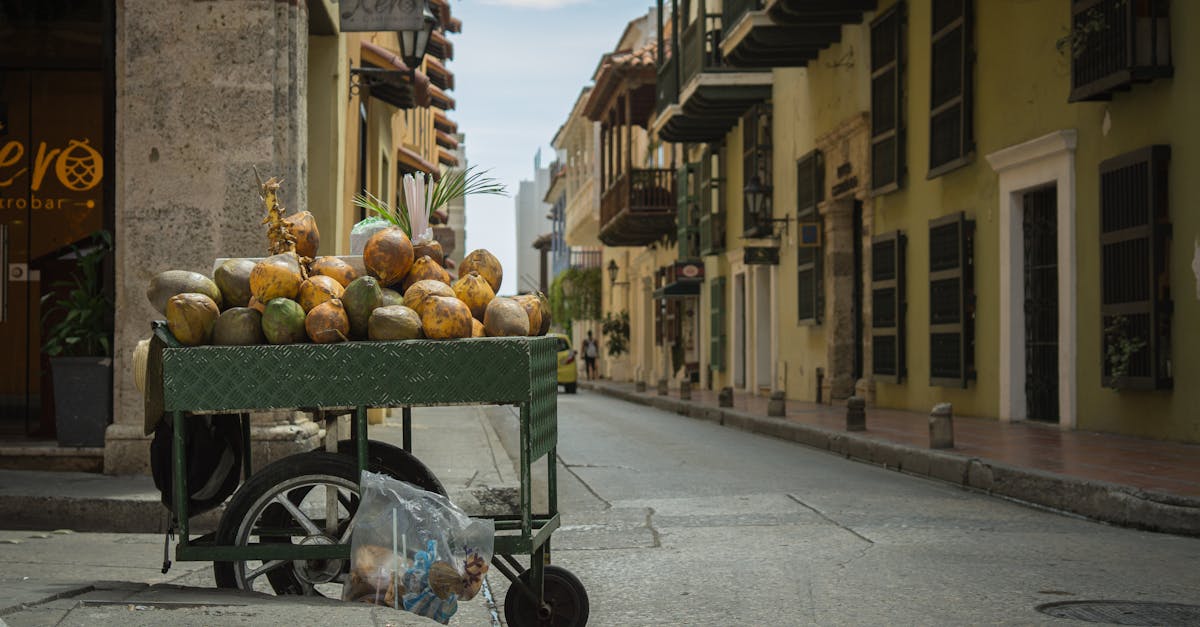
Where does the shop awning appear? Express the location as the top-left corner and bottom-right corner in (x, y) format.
(653, 281), (701, 299)
(359, 41), (431, 108)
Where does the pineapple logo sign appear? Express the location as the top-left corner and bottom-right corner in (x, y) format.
(0, 132), (104, 211)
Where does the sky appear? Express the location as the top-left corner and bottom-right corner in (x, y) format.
(451, 0), (656, 295)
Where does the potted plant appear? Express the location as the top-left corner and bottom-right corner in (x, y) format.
(41, 230), (114, 447)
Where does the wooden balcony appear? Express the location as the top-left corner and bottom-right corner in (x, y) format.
(654, 11), (770, 143)
(721, 0), (875, 68)
(599, 168), (676, 246)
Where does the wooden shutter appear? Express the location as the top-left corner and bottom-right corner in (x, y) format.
(928, 212), (974, 387)
(870, 2), (904, 194)
(1069, 0), (1172, 102)
(1099, 145), (1171, 390)
(677, 163), (699, 259)
(928, 0), (972, 176)
(796, 149), (824, 323)
(872, 231), (907, 382)
(710, 277), (726, 372)
(700, 145), (725, 256)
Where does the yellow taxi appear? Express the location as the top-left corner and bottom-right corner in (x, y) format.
(549, 332), (578, 393)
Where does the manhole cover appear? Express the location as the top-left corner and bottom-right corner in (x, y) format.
(1037, 600), (1200, 625)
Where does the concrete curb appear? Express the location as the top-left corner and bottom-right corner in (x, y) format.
(0, 495), (220, 534)
(581, 381), (1200, 537)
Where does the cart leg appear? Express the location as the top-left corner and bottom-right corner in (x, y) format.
(240, 413), (252, 480)
(171, 411), (189, 546)
(546, 445), (557, 565)
(354, 406), (368, 478)
(401, 406), (412, 453)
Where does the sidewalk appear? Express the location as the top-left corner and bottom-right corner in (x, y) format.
(581, 379), (1200, 537)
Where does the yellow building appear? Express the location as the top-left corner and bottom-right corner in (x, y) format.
(633, 0), (1200, 443)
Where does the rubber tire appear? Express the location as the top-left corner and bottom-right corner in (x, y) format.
(334, 439), (446, 496)
(503, 565), (590, 627)
(565, 383), (577, 394)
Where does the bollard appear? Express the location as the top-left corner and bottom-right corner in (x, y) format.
(657, 378), (669, 396)
(635, 380), (647, 393)
(718, 386), (734, 408)
(767, 391), (786, 417)
(680, 379), (692, 401)
(846, 396), (866, 431)
(929, 403), (954, 449)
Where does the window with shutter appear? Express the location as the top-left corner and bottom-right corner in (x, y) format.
(677, 163), (700, 259)
(742, 103), (773, 237)
(870, 3), (904, 194)
(1069, 0), (1172, 102)
(1099, 145), (1171, 390)
(700, 145), (725, 256)
(710, 277), (726, 372)
(929, 212), (975, 387)
(796, 149), (824, 324)
(655, 269), (665, 346)
(929, 0), (973, 176)
(872, 231), (907, 382)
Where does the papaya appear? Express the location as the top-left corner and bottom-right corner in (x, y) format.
(380, 287), (404, 308)
(213, 259), (256, 309)
(368, 305), (424, 341)
(342, 276), (384, 339)
(284, 210), (320, 258)
(401, 255), (451, 293)
(165, 293), (220, 346)
(420, 296), (473, 340)
(305, 299), (350, 343)
(250, 252), (304, 303)
(309, 256), (359, 287)
(261, 297), (307, 344)
(452, 271), (495, 322)
(147, 270), (222, 314)
(413, 239), (444, 267)
(483, 297), (529, 338)
(402, 279), (455, 318)
(298, 274), (346, 313)
(363, 226), (414, 286)
(212, 307), (265, 346)
(459, 249), (503, 293)
(511, 294), (543, 336)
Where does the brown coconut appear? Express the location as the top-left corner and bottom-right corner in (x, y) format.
(284, 210), (320, 258)
(511, 293), (543, 336)
(420, 295), (473, 340)
(403, 279), (455, 318)
(305, 299), (350, 343)
(249, 252), (304, 303)
(298, 274), (346, 313)
(459, 249), (503, 293)
(165, 293), (220, 346)
(483, 297), (529, 337)
(363, 226), (415, 286)
(413, 239), (444, 267)
(471, 318), (485, 338)
(308, 256), (358, 287)
(401, 255), (451, 293)
(452, 271), (495, 321)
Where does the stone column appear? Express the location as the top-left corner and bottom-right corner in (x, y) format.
(106, 0), (315, 474)
(822, 198), (857, 402)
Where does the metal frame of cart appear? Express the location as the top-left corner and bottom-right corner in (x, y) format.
(144, 322), (582, 622)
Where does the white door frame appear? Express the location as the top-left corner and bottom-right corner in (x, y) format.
(733, 270), (747, 390)
(986, 129), (1078, 428)
(754, 265), (772, 392)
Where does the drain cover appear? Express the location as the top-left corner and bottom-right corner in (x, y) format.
(1037, 600), (1200, 626)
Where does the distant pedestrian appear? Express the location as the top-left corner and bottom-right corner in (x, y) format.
(581, 331), (599, 380)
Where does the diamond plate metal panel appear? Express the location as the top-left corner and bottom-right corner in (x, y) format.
(527, 335), (558, 462)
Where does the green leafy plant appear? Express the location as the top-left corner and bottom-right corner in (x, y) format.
(41, 230), (113, 358)
(1103, 315), (1146, 388)
(601, 310), (629, 358)
(1056, 0), (1125, 59)
(352, 166), (506, 237)
(548, 267), (602, 337)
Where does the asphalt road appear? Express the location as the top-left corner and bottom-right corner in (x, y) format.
(486, 389), (1200, 626)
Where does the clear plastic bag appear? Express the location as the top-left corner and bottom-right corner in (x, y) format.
(349, 217), (391, 255)
(343, 471), (494, 623)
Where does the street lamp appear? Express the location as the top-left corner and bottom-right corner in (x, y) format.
(743, 175), (771, 233)
(607, 259), (629, 287)
(399, 2), (439, 69)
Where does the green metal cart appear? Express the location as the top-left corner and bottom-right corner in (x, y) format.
(144, 322), (588, 625)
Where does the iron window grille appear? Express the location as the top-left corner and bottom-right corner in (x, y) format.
(796, 149), (824, 324)
(699, 145), (726, 256)
(928, 211), (975, 387)
(928, 0), (974, 177)
(1069, 0), (1172, 102)
(710, 277), (727, 372)
(870, 2), (905, 195)
(1099, 145), (1171, 390)
(742, 103), (774, 237)
(872, 231), (907, 382)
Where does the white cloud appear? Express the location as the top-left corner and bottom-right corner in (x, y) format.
(478, 0), (590, 9)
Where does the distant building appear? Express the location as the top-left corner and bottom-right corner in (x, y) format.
(514, 151), (551, 294)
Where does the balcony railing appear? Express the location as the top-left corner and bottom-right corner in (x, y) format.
(656, 53), (678, 115)
(570, 249), (602, 270)
(601, 168), (675, 225)
(680, 14), (727, 86)
(722, 0), (762, 37)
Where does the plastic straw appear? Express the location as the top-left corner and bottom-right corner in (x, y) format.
(392, 509), (399, 610)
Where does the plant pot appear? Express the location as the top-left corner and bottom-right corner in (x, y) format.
(50, 356), (113, 448)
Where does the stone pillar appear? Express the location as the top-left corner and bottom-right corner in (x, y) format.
(767, 391), (786, 417)
(929, 403), (954, 449)
(846, 396), (866, 431)
(718, 386), (734, 407)
(823, 198), (857, 401)
(106, 0), (314, 474)
(679, 379), (691, 401)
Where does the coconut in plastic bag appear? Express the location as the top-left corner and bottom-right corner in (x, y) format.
(343, 471), (494, 623)
(349, 217), (391, 255)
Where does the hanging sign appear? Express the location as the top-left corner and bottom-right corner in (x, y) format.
(744, 247), (779, 265)
(672, 261), (704, 283)
(340, 0), (424, 32)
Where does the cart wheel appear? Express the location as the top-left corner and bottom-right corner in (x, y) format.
(565, 383), (577, 394)
(334, 439), (446, 497)
(214, 452), (359, 597)
(504, 565), (589, 627)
